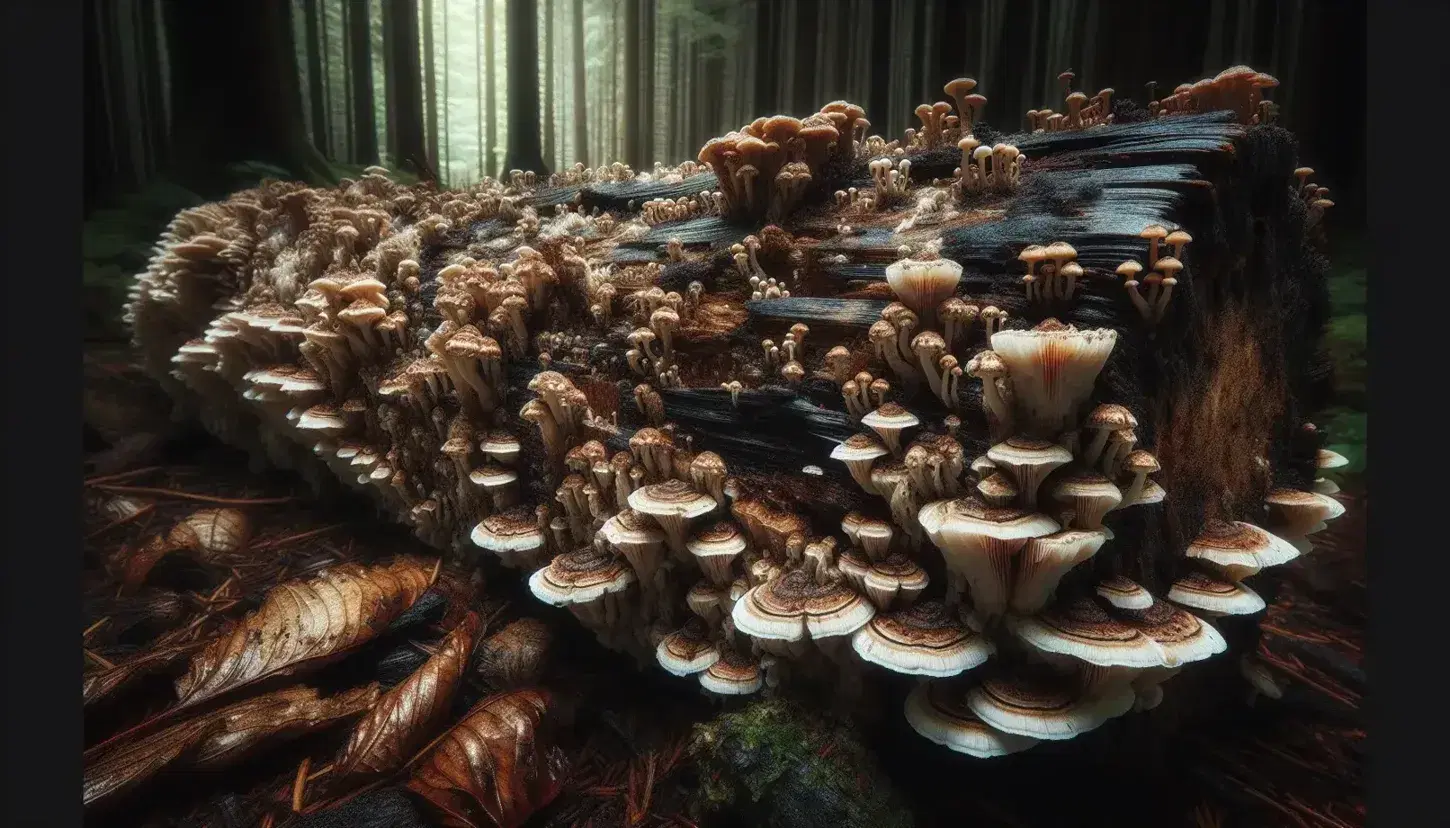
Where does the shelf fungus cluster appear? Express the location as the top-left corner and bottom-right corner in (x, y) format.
(128, 67), (1343, 761)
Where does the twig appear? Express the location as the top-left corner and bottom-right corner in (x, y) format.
(83, 617), (110, 640)
(84, 504), (158, 540)
(89, 484), (299, 506)
(250, 525), (344, 552)
(84, 466), (166, 485)
(291, 757), (312, 812)
(84, 648), (116, 670)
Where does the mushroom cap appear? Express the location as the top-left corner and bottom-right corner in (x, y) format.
(1044, 241), (1078, 260)
(976, 472), (1019, 503)
(987, 437), (1074, 471)
(1139, 224), (1169, 240)
(528, 546), (636, 606)
(1165, 230), (1193, 246)
(1185, 520), (1299, 577)
(1115, 261), (1143, 279)
(864, 554), (930, 595)
(1112, 598), (1227, 667)
(840, 511), (871, 543)
(853, 601), (992, 677)
(687, 520), (748, 559)
(655, 620), (721, 676)
(1167, 569), (1267, 616)
(861, 402), (921, 431)
(1006, 596), (1166, 668)
(600, 508), (667, 547)
(918, 497), (1061, 542)
(480, 430), (522, 455)
(831, 433), (891, 462)
(1153, 256), (1183, 275)
(698, 649), (764, 695)
(1265, 487), (1347, 527)
(1018, 245), (1050, 263)
(967, 670), (1136, 741)
(468, 464), (519, 488)
(943, 77), (978, 97)
(732, 568), (876, 642)
(1316, 448), (1350, 470)
(1085, 403), (1138, 431)
(1052, 471), (1123, 506)
(627, 479), (717, 521)
(1121, 479), (1166, 507)
(836, 547), (873, 582)
(471, 510), (546, 554)
(905, 679), (1041, 758)
(1123, 450), (1160, 474)
(1094, 576), (1155, 611)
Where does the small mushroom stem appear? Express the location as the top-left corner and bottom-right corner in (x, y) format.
(1124, 281), (1152, 321)
(1122, 470), (1150, 505)
(1083, 429), (1113, 467)
(1153, 278), (1177, 323)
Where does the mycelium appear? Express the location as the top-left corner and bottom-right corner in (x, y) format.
(127, 65), (1342, 760)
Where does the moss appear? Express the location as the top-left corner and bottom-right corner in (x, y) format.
(690, 700), (913, 828)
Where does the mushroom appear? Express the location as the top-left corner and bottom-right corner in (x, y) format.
(1139, 225), (1169, 267)
(1050, 472), (1122, 530)
(731, 567), (876, 647)
(964, 350), (1013, 436)
(1112, 597), (1227, 668)
(976, 472), (1019, 508)
(912, 331), (949, 397)
(1117, 450), (1162, 506)
(918, 497), (1060, 619)
(855, 517), (895, 561)
(1185, 521), (1300, 581)
(1010, 529), (1107, 614)
(1094, 575), (1155, 611)
(966, 669), (1136, 741)
(599, 508), (669, 583)
(1115, 261), (1152, 320)
(863, 554), (930, 610)
(1264, 488), (1347, 539)
(1166, 569), (1267, 617)
(687, 521), (748, 585)
(1082, 404), (1137, 467)
(986, 438), (1074, 508)
(860, 403), (921, 456)
(830, 434), (891, 493)
(469, 464), (521, 510)
(628, 480), (717, 556)
(1007, 596), (1168, 694)
(698, 647), (764, 696)
(528, 546), (637, 633)
(472, 509), (549, 570)
(655, 618), (721, 677)
(990, 320), (1118, 438)
(853, 601), (993, 678)
(905, 678), (1041, 758)
(884, 256), (964, 319)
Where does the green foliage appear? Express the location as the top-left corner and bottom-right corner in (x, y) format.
(691, 700), (913, 828)
(1319, 235), (1367, 480)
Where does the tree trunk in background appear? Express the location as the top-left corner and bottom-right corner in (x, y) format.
(623, 0), (641, 169)
(163, 0), (333, 190)
(348, 0), (378, 164)
(83, 0), (118, 208)
(341, 0), (354, 160)
(423, 0), (439, 175)
(442, 0), (450, 184)
(485, 0), (497, 178)
(385, 0), (430, 178)
(867, 0), (891, 126)
(502, 0), (549, 174)
(608, 0), (619, 164)
(303, 0), (328, 147)
(478, 0), (487, 180)
(136, 0), (168, 171)
(641, 0), (654, 166)
(792, 0), (816, 112)
(544, 0), (556, 167)
(571, 0), (587, 166)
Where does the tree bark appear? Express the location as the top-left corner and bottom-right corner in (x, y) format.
(423, 0), (439, 176)
(348, 0), (378, 164)
(571, 0), (587, 167)
(341, 0), (354, 160)
(478, 0), (487, 180)
(137, 0), (169, 174)
(163, 0), (334, 190)
(623, 0), (641, 168)
(385, 0), (430, 177)
(502, 0), (550, 174)
(544, 0), (556, 167)
(792, 0), (817, 112)
(442, 0), (450, 184)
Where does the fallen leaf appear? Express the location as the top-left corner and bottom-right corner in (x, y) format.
(474, 618), (554, 689)
(332, 612), (482, 783)
(167, 508), (252, 563)
(84, 684), (378, 809)
(173, 556), (435, 712)
(84, 637), (208, 708)
(406, 689), (567, 828)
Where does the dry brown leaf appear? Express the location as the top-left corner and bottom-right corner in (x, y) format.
(84, 637), (208, 708)
(172, 556), (435, 712)
(83, 684), (378, 809)
(474, 617), (554, 689)
(167, 508), (252, 563)
(332, 611), (482, 783)
(406, 689), (567, 828)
